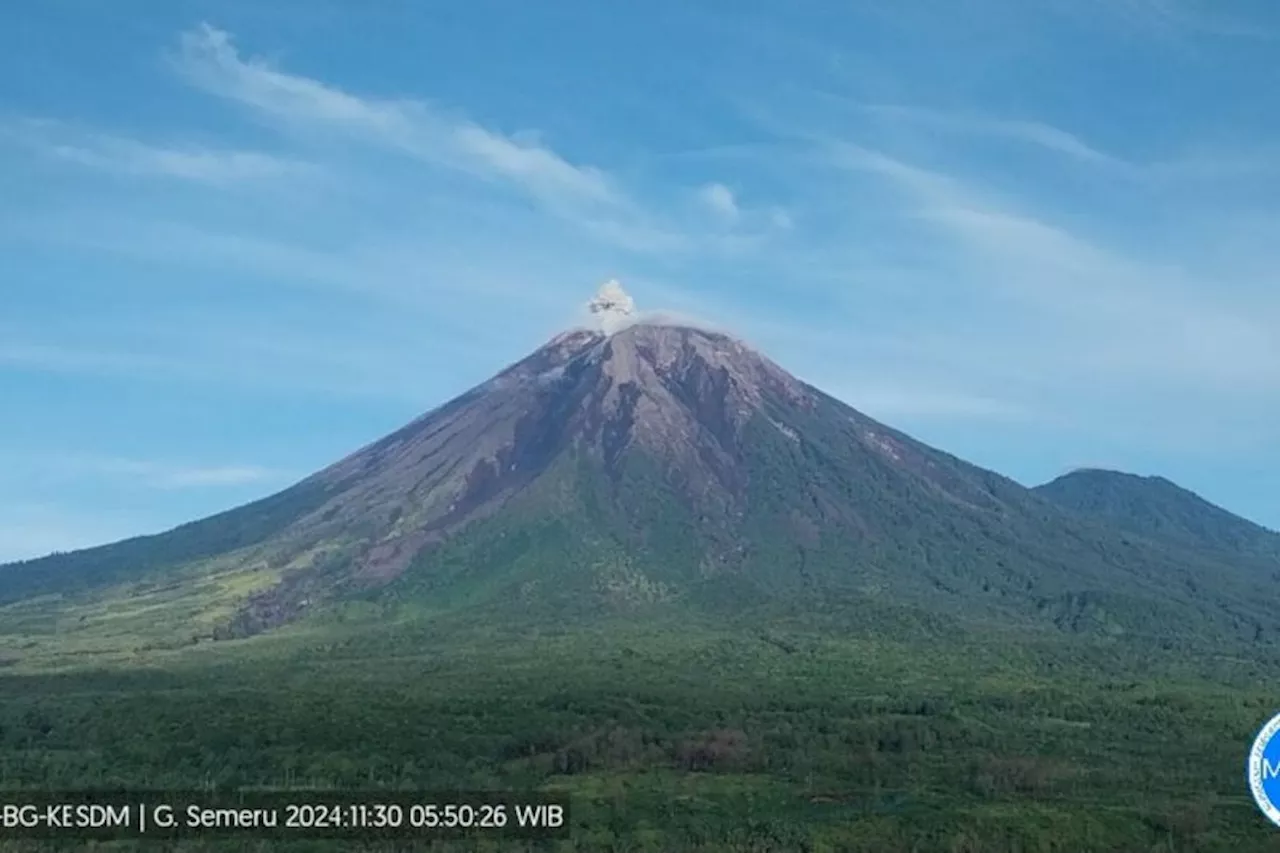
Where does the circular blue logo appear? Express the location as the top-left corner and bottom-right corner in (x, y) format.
(1248, 712), (1280, 826)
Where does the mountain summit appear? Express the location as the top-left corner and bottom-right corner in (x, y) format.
(4, 287), (1279, 648)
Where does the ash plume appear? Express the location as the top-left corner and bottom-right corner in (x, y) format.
(582, 280), (727, 338)
(587, 279), (637, 334)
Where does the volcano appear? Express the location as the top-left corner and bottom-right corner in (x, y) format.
(4, 284), (1279, 649)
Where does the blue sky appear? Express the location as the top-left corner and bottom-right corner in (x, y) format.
(2, 0), (1279, 561)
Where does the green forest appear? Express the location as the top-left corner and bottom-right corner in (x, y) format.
(1, 615), (1278, 852)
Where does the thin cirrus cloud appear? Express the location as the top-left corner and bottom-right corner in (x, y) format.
(857, 104), (1121, 167)
(852, 102), (1280, 186)
(2, 117), (308, 185)
(824, 384), (1034, 422)
(51, 138), (307, 184)
(172, 23), (619, 209)
(692, 182), (795, 238)
(1062, 0), (1275, 40)
(7, 18), (1274, 428)
(167, 24), (786, 253)
(697, 183), (741, 221)
(42, 456), (285, 490)
(0, 506), (144, 564)
(0, 342), (171, 378)
(809, 137), (1280, 394)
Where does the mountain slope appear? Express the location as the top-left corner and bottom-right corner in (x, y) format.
(3, 305), (1279, 652)
(1034, 469), (1280, 563)
(347, 330), (1274, 647)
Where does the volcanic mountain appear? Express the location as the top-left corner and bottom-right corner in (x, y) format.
(1035, 468), (1280, 564)
(4, 284), (1279, 649)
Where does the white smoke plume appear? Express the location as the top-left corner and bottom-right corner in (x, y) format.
(577, 279), (730, 338)
(586, 279), (637, 334)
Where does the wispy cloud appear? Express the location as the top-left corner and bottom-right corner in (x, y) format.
(826, 141), (976, 203)
(0, 505), (143, 563)
(824, 384), (1034, 421)
(163, 24), (790, 258)
(37, 455), (285, 490)
(0, 333), (463, 403)
(709, 96), (1280, 412)
(2, 117), (309, 184)
(0, 468), (279, 561)
(856, 103), (1280, 186)
(53, 138), (306, 183)
(0, 342), (172, 378)
(697, 182), (740, 221)
(769, 209), (794, 230)
(111, 461), (281, 489)
(4, 205), (621, 350)
(1144, 149), (1280, 183)
(860, 104), (1120, 166)
(1061, 0), (1275, 40)
(173, 23), (619, 208)
(819, 141), (1280, 392)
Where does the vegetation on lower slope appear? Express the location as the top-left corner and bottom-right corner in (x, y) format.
(0, 478), (335, 607)
(6, 407), (1277, 672)
(0, 619), (1276, 852)
(344, 407), (1280, 655)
